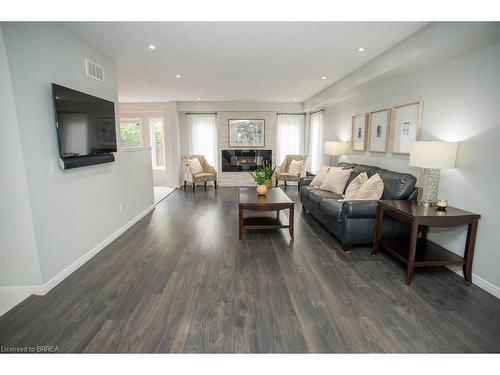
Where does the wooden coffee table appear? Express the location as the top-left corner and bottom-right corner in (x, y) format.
(238, 187), (294, 240)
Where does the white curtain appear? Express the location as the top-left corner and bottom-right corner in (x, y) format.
(276, 114), (305, 165)
(308, 111), (324, 173)
(187, 113), (218, 166)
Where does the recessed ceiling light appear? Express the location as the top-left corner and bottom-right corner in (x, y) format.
(293, 98), (297, 101)
(357, 47), (365, 52)
(322, 76), (327, 80)
(197, 97), (201, 101)
(175, 74), (181, 78)
(148, 44), (156, 50)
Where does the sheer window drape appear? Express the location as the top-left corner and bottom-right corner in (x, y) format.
(308, 111), (324, 173)
(187, 114), (218, 166)
(276, 114), (305, 165)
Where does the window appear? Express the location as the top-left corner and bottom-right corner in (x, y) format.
(308, 111), (324, 173)
(119, 119), (142, 148)
(276, 114), (305, 165)
(150, 118), (165, 168)
(187, 113), (217, 166)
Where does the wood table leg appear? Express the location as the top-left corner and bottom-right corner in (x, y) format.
(463, 217), (479, 282)
(406, 220), (419, 285)
(239, 205), (244, 240)
(289, 205), (294, 239)
(419, 225), (429, 240)
(372, 205), (383, 255)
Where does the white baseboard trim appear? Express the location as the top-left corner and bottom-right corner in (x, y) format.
(447, 266), (500, 299)
(0, 204), (155, 317)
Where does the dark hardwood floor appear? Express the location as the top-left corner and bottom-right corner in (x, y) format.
(1, 187), (500, 353)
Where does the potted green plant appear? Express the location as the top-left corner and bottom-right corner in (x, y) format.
(261, 160), (276, 188)
(250, 168), (268, 195)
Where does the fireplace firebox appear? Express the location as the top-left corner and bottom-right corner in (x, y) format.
(221, 150), (272, 172)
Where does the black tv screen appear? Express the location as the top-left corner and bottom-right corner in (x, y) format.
(52, 83), (117, 158)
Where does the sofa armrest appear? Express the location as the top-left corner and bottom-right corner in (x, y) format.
(342, 200), (379, 219)
(300, 176), (314, 187)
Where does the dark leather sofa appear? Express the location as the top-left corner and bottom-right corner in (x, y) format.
(300, 162), (417, 251)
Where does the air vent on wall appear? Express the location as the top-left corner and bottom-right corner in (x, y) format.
(85, 58), (105, 82)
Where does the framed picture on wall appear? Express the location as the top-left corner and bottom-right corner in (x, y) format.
(390, 102), (423, 154)
(351, 114), (368, 151)
(368, 109), (390, 153)
(228, 119), (265, 147)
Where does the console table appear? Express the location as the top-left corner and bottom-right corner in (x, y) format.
(372, 200), (480, 285)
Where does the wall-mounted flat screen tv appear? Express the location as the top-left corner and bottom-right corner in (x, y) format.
(52, 83), (117, 159)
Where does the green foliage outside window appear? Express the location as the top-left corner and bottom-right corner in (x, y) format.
(152, 123), (164, 151)
(120, 122), (140, 146)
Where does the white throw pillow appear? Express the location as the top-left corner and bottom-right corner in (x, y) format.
(349, 173), (384, 200)
(288, 159), (304, 174)
(344, 172), (368, 199)
(319, 167), (353, 194)
(187, 157), (203, 175)
(310, 166), (330, 187)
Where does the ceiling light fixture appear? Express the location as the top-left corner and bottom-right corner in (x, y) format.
(357, 47), (365, 52)
(322, 76), (327, 80)
(175, 74), (181, 78)
(197, 97), (201, 101)
(293, 98), (297, 101)
(148, 44), (156, 50)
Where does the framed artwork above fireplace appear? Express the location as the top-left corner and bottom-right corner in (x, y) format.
(228, 119), (265, 147)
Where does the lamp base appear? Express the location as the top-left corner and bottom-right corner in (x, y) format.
(417, 198), (435, 207)
(416, 168), (440, 207)
(328, 155), (339, 167)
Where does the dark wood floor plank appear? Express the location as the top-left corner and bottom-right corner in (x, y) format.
(1, 187), (499, 353)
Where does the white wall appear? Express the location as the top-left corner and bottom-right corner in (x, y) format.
(321, 40), (500, 293)
(1, 23), (154, 285)
(119, 102), (182, 187)
(0, 26), (42, 288)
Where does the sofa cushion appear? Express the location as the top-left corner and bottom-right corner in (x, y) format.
(309, 189), (342, 206)
(187, 157), (203, 175)
(345, 164), (380, 189)
(310, 166), (330, 187)
(319, 198), (344, 223)
(377, 169), (417, 200)
(288, 159), (304, 174)
(352, 173), (384, 200)
(193, 172), (216, 182)
(319, 167), (353, 194)
(344, 172), (368, 199)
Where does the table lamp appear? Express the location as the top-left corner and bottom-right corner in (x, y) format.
(409, 141), (458, 207)
(324, 141), (349, 166)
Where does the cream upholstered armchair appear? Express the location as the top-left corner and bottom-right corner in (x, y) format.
(274, 154), (308, 190)
(182, 155), (217, 192)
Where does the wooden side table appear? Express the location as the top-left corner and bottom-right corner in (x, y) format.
(372, 200), (480, 285)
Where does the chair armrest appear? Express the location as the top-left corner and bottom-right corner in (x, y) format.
(342, 200), (379, 219)
(206, 164), (217, 177)
(300, 176), (314, 187)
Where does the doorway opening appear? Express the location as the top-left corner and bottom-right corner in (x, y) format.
(150, 118), (175, 204)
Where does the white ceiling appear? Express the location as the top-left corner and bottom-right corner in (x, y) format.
(65, 22), (427, 103)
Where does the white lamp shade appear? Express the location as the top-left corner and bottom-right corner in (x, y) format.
(409, 141), (458, 169)
(324, 141), (349, 155)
